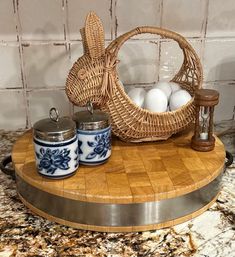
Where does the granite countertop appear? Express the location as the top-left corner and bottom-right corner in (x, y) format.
(0, 130), (234, 257)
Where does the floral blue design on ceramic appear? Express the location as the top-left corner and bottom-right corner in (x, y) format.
(86, 132), (111, 160)
(77, 126), (111, 165)
(78, 140), (83, 154)
(74, 147), (79, 168)
(36, 148), (71, 174)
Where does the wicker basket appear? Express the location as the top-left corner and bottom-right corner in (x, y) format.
(66, 12), (203, 142)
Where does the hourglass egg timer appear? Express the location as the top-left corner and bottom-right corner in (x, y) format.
(191, 89), (219, 152)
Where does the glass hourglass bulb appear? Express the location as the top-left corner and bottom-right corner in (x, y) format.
(200, 106), (209, 140)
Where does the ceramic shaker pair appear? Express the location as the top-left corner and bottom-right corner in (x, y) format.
(33, 104), (111, 179)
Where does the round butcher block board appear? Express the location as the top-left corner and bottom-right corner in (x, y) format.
(12, 129), (225, 232)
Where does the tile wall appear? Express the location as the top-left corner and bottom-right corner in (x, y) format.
(0, 0), (235, 129)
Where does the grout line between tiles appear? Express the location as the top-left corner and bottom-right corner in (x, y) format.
(62, 0), (72, 116)
(114, 0), (118, 39)
(149, 40), (159, 83)
(2, 37), (235, 48)
(0, 88), (24, 92)
(204, 0), (210, 38)
(62, 0), (70, 53)
(13, 0), (30, 129)
(109, 0), (114, 40)
(155, 0), (163, 82)
(201, 0), (209, 39)
(2, 79), (235, 92)
(200, 0), (210, 82)
(159, 0), (163, 28)
(0, 41), (20, 47)
(25, 87), (66, 93)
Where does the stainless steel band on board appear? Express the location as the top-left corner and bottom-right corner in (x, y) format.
(16, 170), (223, 228)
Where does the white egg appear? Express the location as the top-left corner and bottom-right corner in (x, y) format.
(169, 82), (181, 93)
(144, 88), (168, 112)
(128, 88), (146, 108)
(169, 89), (192, 111)
(154, 82), (172, 100)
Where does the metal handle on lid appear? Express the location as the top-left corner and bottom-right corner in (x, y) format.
(50, 107), (59, 122)
(87, 101), (94, 115)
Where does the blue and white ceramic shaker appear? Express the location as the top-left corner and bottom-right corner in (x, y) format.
(33, 108), (79, 179)
(73, 102), (111, 165)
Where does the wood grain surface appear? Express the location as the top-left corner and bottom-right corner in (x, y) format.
(12, 129), (225, 204)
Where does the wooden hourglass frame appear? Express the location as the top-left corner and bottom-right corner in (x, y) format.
(191, 89), (219, 152)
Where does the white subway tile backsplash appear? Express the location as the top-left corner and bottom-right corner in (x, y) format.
(162, 0), (206, 37)
(0, 46), (22, 88)
(207, 0), (235, 38)
(159, 40), (202, 81)
(69, 43), (84, 64)
(1, 0), (235, 129)
(159, 40), (183, 82)
(68, 0), (112, 40)
(117, 41), (158, 84)
(204, 83), (235, 121)
(116, 0), (161, 38)
(19, 0), (64, 40)
(28, 89), (70, 125)
(203, 39), (235, 82)
(23, 44), (70, 88)
(0, 90), (26, 129)
(0, 1), (17, 41)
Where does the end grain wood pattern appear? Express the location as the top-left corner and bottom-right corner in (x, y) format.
(12, 129), (225, 204)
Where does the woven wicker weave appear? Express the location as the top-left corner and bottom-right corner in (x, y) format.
(66, 12), (203, 142)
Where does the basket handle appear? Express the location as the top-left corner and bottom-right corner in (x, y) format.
(106, 26), (203, 91)
(108, 26), (194, 57)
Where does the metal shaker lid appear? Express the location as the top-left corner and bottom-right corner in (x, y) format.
(73, 102), (110, 131)
(33, 108), (76, 142)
